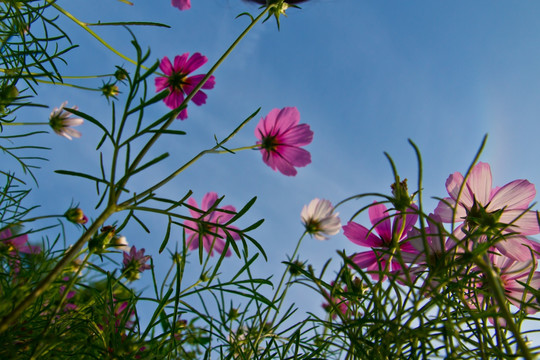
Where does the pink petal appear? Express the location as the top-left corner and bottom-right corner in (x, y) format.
(468, 162), (492, 205)
(369, 202), (392, 242)
(489, 180), (536, 211)
(277, 145), (311, 167)
(173, 54), (189, 72)
(178, 109), (188, 120)
(187, 198), (201, 218)
(275, 107), (301, 129)
(343, 221), (384, 247)
(499, 210), (540, 236)
(155, 77), (169, 92)
(171, 0), (191, 10)
(186, 234), (200, 250)
(184, 53), (208, 74)
(434, 197), (467, 223)
(351, 251), (378, 269)
(189, 89), (208, 106)
(159, 56), (173, 75)
(186, 74), (215, 90)
(445, 172), (465, 201)
(164, 90), (185, 109)
(280, 123), (313, 147)
(201, 192), (219, 212)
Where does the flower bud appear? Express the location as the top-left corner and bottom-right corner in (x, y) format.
(100, 82), (120, 100)
(88, 226), (116, 254)
(65, 207), (88, 225)
(114, 67), (128, 82)
(110, 235), (130, 252)
(390, 178), (413, 212)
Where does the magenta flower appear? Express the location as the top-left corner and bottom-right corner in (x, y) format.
(255, 107), (313, 176)
(172, 0), (190, 10)
(154, 53), (215, 120)
(184, 192), (240, 257)
(343, 202), (417, 281)
(122, 246), (151, 281)
(434, 162), (540, 261)
(49, 101), (83, 140)
(0, 228), (40, 274)
(0, 228), (40, 255)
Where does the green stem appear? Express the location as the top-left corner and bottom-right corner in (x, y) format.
(0, 122), (49, 126)
(210, 144), (259, 154)
(35, 79), (101, 91)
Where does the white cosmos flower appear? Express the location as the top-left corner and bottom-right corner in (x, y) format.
(49, 101), (83, 140)
(301, 198), (341, 240)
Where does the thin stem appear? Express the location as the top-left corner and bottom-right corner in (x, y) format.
(0, 122), (49, 126)
(210, 144), (259, 154)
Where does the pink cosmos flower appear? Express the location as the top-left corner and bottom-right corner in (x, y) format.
(184, 192), (240, 257)
(0, 228), (40, 255)
(465, 250), (540, 325)
(301, 198), (341, 240)
(0, 228), (40, 273)
(122, 246), (151, 281)
(172, 0), (190, 10)
(434, 162), (540, 261)
(343, 202), (418, 281)
(154, 53), (215, 120)
(49, 101), (83, 140)
(322, 288), (348, 320)
(255, 107), (313, 176)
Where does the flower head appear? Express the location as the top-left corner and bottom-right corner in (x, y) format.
(434, 162), (540, 261)
(255, 107), (313, 176)
(172, 0), (190, 10)
(0, 228), (40, 273)
(0, 228), (39, 255)
(111, 235), (130, 253)
(343, 202), (418, 281)
(122, 246), (151, 281)
(301, 198), (341, 240)
(183, 192), (240, 257)
(154, 53), (215, 120)
(49, 101), (83, 140)
(100, 82), (120, 100)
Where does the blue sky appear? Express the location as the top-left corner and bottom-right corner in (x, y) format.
(10, 0), (540, 345)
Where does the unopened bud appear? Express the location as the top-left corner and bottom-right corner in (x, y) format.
(65, 208), (88, 225)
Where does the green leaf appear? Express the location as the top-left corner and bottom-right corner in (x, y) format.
(159, 216), (172, 254)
